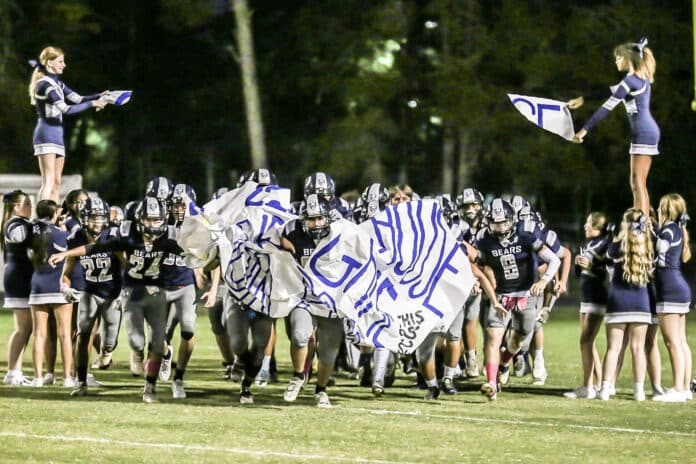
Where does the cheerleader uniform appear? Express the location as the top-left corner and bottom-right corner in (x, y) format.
(2, 216), (33, 308)
(32, 74), (99, 157)
(654, 222), (691, 314)
(578, 234), (611, 315)
(582, 74), (660, 156)
(605, 241), (651, 324)
(28, 222), (70, 305)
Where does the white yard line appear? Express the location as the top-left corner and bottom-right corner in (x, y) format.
(344, 407), (696, 437)
(0, 431), (416, 464)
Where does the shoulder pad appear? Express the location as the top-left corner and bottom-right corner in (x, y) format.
(119, 220), (133, 238)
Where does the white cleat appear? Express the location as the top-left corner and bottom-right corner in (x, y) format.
(532, 361), (547, 385)
(86, 373), (102, 387)
(480, 381), (498, 401)
(597, 386), (611, 401)
(63, 376), (77, 388)
(98, 351), (113, 369)
(30, 377), (44, 388)
(159, 346), (173, 381)
(652, 388), (686, 403)
(563, 386), (597, 399)
(465, 353), (480, 378)
(255, 368), (270, 387)
(239, 388), (254, 404)
(171, 379), (186, 399)
(142, 382), (157, 403)
(130, 351), (144, 377)
(315, 391), (332, 408)
(43, 372), (55, 385)
(283, 376), (305, 402)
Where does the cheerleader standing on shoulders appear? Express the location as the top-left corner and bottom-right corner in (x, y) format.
(652, 194), (692, 402)
(597, 208), (653, 401)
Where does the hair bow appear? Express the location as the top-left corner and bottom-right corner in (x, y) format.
(678, 213), (690, 227)
(28, 59), (46, 72)
(635, 37), (648, 58)
(629, 215), (648, 235)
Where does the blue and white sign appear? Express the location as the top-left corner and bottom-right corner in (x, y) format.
(508, 93), (575, 140)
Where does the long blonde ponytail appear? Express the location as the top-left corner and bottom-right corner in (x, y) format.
(28, 46), (64, 105)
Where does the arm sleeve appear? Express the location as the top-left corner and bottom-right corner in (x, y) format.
(538, 247), (561, 282)
(582, 80), (631, 132)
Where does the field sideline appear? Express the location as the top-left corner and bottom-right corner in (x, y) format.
(0, 304), (695, 463)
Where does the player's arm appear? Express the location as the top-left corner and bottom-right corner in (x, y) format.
(530, 245), (561, 297)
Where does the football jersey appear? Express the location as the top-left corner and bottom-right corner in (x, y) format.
(69, 227), (122, 299)
(477, 228), (544, 294)
(282, 219), (318, 266)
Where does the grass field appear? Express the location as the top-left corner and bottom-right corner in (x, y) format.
(1, 303), (695, 463)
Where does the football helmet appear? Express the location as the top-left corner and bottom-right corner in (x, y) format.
(304, 172), (336, 200)
(109, 205), (124, 227)
(360, 183), (389, 221)
(510, 195), (529, 214)
(170, 184), (197, 223)
(488, 198), (516, 241)
(247, 168), (278, 186)
(136, 197), (168, 239)
(145, 177), (174, 203)
(300, 194), (332, 240)
(456, 188), (485, 221)
(81, 198), (110, 237)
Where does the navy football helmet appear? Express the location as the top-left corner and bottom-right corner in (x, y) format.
(170, 184), (197, 223)
(510, 195), (529, 215)
(488, 198), (516, 241)
(304, 172), (336, 200)
(360, 183), (389, 221)
(136, 197), (168, 239)
(145, 177), (174, 204)
(300, 194), (332, 240)
(81, 198), (110, 237)
(109, 205), (124, 227)
(456, 188), (485, 221)
(247, 168), (278, 186)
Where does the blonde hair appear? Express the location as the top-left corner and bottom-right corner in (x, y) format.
(588, 211), (609, 233)
(658, 193), (691, 263)
(28, 46), (64, 105)
(614, 42), (655, 83)
(617, 208), (653, 286)
(389, 184), (413, 200)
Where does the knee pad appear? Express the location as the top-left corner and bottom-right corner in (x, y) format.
(181, 331), (194, 341)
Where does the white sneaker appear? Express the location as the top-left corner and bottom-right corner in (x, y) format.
(465, 353), (480, 378)
(86, 373), (102, 387)
(685, 390), (693, 401)
(609, 384), (616, 396)
(532, 361), (547, 385)
(239, 387), (254, 404)
(597, 387), (611, 401)
(98, 351), (113, 369)
(283, 376), (305, 402)
(130, 351), (144, 377)
(513, 355), (527, 377)
(316, 391), (332, 408)
(564, 386), (596, 399)
(43, 373), (55, 385)
(142, 382), (157, 403)
(63, 376), (77, 388)
(171, 379), (186, 399)
(30, 377), (44, 387)
(3, 371), (31, 387)
(255, 368), (270, 387)
(653, 388), (686, 403)
(498, 365), (511, 386)
(633, 390), (646, 402)
(159, 346), (173, 381)
(91, 358), (100, 370)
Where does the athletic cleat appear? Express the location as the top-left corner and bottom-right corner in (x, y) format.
(498, 364), (511, 386)
(384, 355), (397, 387)
(532, 363), (547, 385)
(563, 386), (596, 399)
(316, 391), (332, 408)
(442, 377), (457, 395)
(652, 388), (686, 403)
(43, 372), (55, 385)
(142, 382), (157, 403)
(514, 354), (532, 377)
(86, 373), (102, 387)
(424, 386), (441, 400)
(229, 362), (244, 383)
(171, 379), (186, 399)
(91, 358), (100, 370)
(70, 382), (88, 397)
(240, 387), (254, 404)
(63, 376), (77, 388)
(159, 345), (173, 381)
(372, 379), (384, 397)
(255, 368), (271, 387)
(98, 351), (113, 370)
(480, 381), (497, 401)
(283, 376), (305, 402)
(465, 353), (480, 378)
(359, 363), (373, 388)
(130, 351), (144, 377)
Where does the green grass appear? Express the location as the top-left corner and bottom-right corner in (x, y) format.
(1, 305), (695, 463)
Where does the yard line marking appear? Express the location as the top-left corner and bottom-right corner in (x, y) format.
(0, 431), (416, 464)
(344, 407), (696, 437)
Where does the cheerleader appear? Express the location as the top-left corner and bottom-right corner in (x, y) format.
(564, 212), (611, 399)
(597, 208), (653, 401)
(569, 38), (658, 216)
(653, 194), (692, 402)
(28, 200), (75, 387)
(2, 191), (34, 386)
(28, 46), (108, 202)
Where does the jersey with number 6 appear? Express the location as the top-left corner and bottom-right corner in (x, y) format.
(88, 221), (182, 287)
(68, 227), (122, 299)
(477, 228), (544, 294)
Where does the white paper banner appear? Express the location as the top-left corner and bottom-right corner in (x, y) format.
(508, 93), (575, 140)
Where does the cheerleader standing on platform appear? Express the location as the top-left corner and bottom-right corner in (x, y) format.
(28, 46), (108, 202)
(569, 38), (658, 216)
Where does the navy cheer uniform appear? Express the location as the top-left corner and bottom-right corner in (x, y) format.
(28, 223), (70, 305)
(605, 241), (651, 324)
(65, 216), (86, 294)
(3, 217), (33, 308)
(582, 74), (660, 155)
(577, 234), (611, 314)
(32, 74), (99, 157)
(654, 222), (691, 314)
